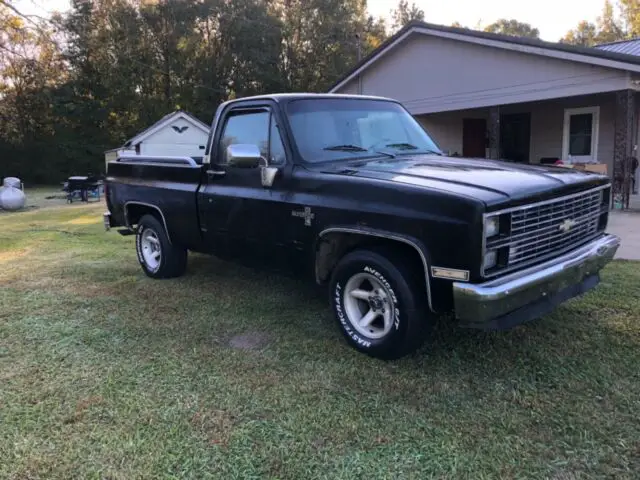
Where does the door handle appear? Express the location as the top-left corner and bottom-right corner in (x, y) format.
(206, 169), (226, 178)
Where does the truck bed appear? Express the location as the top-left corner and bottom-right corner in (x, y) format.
(106, 156), (204, 250)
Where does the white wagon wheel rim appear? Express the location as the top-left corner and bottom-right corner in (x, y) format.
(141, 228), (162, 271)
(343, 272), (394, 339)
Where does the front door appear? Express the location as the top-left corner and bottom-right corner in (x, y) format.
(197, 104), (290, 268)
(462, 118), (487, 158)
(500, 113), (531, 163)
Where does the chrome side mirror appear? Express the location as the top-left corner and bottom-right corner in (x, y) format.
(261, 166), (278, 188)
(227, 144), (262, 169)
(226, 143), (279, 187)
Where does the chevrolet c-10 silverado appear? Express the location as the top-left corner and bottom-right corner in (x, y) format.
(104, 94), (620, 359)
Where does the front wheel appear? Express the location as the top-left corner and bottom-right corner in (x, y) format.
(329, 248), (431, 359)
(135, 214), (187, 279)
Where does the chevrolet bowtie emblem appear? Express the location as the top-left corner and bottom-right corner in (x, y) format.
(559, 218), (577, 233)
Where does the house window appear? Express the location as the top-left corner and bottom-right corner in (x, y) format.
(562, 106), (600, 163)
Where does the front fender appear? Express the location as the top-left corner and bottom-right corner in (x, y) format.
(316, 225), (435, 313)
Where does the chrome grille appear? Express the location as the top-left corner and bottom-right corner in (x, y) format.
(485, 186), (609, 276)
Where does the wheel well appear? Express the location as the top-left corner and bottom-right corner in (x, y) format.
(125, 204), (163, 227)
(315, 232), (427, 288)
(124, 204), (171, 244)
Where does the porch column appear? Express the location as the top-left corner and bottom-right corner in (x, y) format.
(488, 106), (500, 159)
(613, 90), (635, 209)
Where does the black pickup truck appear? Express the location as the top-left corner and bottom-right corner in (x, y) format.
(104, 93), (620, 359)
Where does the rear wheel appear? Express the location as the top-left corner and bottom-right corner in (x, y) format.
(135, 214), (187, 279)
(329, 248), (432, 359)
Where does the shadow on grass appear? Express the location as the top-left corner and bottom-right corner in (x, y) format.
(55, 251), (639, 385)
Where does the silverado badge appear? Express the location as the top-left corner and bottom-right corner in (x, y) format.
(559, 218), (577, 233)
(292, 206), (315, 226)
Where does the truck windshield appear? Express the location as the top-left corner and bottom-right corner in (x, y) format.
(286, 98), (442, 163)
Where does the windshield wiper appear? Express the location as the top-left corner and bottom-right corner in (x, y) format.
(324, 144), (396, 159)
(384, 143), (443, 155)
(384, 142), (419, 150)
(323, 144), (368, 152)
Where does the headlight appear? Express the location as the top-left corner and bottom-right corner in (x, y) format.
(483, 249), (498, 270)
(484, 216), (500, 238)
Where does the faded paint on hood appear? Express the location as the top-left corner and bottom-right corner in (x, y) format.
(316, 155), (609, 205)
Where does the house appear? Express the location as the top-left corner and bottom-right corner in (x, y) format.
(104, 111), (210, 168)
(104, 147), (134, 166)
(329, 22), (640, 209)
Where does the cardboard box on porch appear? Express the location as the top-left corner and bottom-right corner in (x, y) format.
(560, 163), (608, 175)
(583, 163), (608, 175)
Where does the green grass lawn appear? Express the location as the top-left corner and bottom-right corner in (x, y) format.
(1, 191), (639, 479)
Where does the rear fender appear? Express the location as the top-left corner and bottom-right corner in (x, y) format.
(124, 201), (172, 244)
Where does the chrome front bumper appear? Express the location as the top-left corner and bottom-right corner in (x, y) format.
(453, 234), (620, 329)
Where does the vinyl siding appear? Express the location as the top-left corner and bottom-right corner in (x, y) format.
(336, 34), (630, 115)
(137, 118), (209, 158)
(338, 82), (359, 95)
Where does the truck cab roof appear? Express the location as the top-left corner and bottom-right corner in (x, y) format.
(221, 93), (397, 107)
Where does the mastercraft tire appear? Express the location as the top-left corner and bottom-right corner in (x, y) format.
(329, 248), (430, 359)
(135, 214), (187, 279)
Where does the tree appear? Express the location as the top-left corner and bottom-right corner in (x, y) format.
(561, 20), (598, 46)
(0, 0), (390, 183)
(484, 18), (540, 38)
(562, 0), (629, 46)
(619, 0), (640, 37)
(0, 3), (67, 183)
(391, 0), (424, 31)
(595, 0), (625, 43)
(277, 0), (386, 92)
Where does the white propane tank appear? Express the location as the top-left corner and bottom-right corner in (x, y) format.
(2, 177), (22, 189)
(0, 186), (26, 211)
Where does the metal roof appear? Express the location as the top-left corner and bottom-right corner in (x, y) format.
(596, 38), (640, 56)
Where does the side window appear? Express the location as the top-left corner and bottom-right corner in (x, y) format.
(218, 110), (269, 165)
(269, 116), (286, 165)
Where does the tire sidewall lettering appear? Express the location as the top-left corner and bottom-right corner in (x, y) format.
(334, 282), (372, 348)
(363, 265), (401, 331)
(333, 263), (404, 350)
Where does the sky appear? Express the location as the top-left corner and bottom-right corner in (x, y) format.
(15, 0), (606, 42)
(366, 0), (606, 41)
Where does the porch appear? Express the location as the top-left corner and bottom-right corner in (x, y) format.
(415, 91), (639, 210)
(608, 210), (640, 259)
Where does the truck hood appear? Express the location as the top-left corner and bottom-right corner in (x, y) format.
(315, 154), (609, 205)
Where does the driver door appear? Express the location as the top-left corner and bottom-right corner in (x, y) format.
(197, 104), (289, 268)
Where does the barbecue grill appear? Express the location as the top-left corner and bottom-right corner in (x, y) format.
(63, 175), (101, 203)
